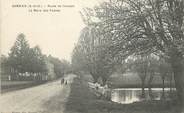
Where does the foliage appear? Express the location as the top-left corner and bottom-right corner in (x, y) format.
(81, 0), (184, 108)
(48, 55), (71, 78)
(8, 33), (30, 73)
(2, 33), (71, 81)
(0, 55), (10, 74)
(72, 25), (115, 85)
(159, 58), (173, 79)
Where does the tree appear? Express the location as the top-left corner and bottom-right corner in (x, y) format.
(147, 55), (159, 99)
(159, 58), (173, 99)
(71, 44), (89, 74)
(131, 55), (158, 98)
(33, 46), (46, 73)
(132, 55), (149, 97)
(8, 33), (30, 78)
(7, 34), (49, 81)
(48, 55), (70, 78)
(71, 25), (115, 85)
(86, 0), (184, 109)
(60, 59), (71, 74)
(0, 55), (11, 77)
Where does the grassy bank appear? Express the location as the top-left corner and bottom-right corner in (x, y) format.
(1, 80), (47, 93)
(65, 78), (179, 113)
(110, 84), (175, 88)
(109, 73), (175, 88)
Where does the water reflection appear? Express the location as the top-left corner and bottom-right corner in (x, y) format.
(111, 88), (174, 104)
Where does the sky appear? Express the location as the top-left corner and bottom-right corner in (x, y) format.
(1, 0), (103, 61)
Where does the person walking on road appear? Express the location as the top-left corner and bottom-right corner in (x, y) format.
(65, 80), (67, 85)
(61, 78), (64, 85)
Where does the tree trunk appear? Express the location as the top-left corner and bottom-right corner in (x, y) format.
(141, 80), (145, 98)
(90, 72), (98, 83)
(170, 55), (184, 111)
(162, 77), (165, 100)
(148, 86), (152, 100)
(169, 73), (173, 93)
(172, 65), (184, 103)
(102, 77), (107, 86)
(148, 73), (154, 99)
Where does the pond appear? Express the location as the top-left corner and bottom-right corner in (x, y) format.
(111, 88), (175, 104)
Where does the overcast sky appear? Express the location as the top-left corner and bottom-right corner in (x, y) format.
(1, 0), (103, 61)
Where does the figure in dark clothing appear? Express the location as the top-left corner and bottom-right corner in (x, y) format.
(61, 78), (64, 85)
(65, 80), (67, 85)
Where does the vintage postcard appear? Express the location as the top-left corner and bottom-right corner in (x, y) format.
(0, 0), (184, 113)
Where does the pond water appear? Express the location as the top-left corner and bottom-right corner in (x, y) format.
(111, 88), (175, 104)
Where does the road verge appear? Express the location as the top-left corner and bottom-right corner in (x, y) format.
(65, 78), (179, 113)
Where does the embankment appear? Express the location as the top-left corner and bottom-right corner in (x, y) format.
(65, 78), (179, 113)
(1, 80), (47, 93)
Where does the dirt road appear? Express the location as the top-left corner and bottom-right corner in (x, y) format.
(0, 74), (76, 113)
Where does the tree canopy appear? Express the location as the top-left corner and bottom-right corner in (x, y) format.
(77, 0), (184, 109)
(2, 33), (70, 81)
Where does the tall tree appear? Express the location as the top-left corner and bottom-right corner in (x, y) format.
(159, 58), (173, 99)
(0, 55), (10, 76)
(9, 33), (30, 74)
(48, 55), (70, 78)
(147, 55), (159, 99)
(86, 0), (184, 109)
(71, 25), (115, 84)
(132, 55), (149, 97)
(32, 46), (46, 74)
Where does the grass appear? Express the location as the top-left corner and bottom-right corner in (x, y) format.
(79, 72), (175, 88)
(1, 81), (34, 86)
(65, 78), (180, 113)
(1, 80), (47, 93)
(109, 73), (175, 88)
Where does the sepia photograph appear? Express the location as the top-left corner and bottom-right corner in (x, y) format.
(0, 0), (184, 113)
